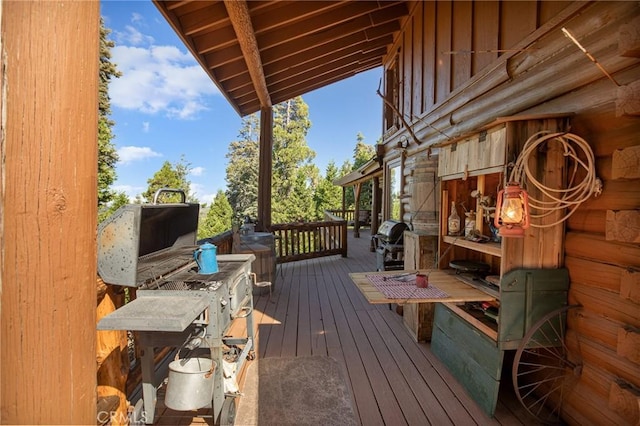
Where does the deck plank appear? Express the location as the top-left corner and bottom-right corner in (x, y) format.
(175, 229), (536, 425)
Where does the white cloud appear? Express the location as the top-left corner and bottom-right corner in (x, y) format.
(200, 193), (216, 205)
(131, 13), (143, 25)
(190, 183), (216, 205)
(190, 167), (205, 177)
(110, 40), (219, 119)
(117, 146), (162, 164)
(113, 25), (154, 47)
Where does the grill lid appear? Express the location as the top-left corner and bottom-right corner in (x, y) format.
(376, 220), (409, 244)
(97, 189), (200, 287)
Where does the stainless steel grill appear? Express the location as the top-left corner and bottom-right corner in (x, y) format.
(374, 220), (409, 271)
(97, 189), (255, 425)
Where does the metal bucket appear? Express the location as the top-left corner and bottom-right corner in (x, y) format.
(165, 357), (216, 411)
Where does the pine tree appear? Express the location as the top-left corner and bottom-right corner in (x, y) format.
(198, 190), (233, 239)
(141, 157), (197, 203)
(225, 114), (260, 223)
(98, 18), (122, 208)
(226, 97), (318, 225)
(313, 161), (343, 218)
(352, 133), (376, 211)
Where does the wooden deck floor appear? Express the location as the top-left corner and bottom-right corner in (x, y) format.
(158, 229), (538, 425)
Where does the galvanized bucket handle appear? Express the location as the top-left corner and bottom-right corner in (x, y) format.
(174, 348), (215, 379)
(153, 188), (187, 204)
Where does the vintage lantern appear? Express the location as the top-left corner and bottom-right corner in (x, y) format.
(494, 182), (530, 237)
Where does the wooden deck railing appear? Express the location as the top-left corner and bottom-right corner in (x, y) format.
(326, 209), (355, 223)
(326, 209), (371, 226)
(198, 229), (234, 254)
(270, 219), (348, 263)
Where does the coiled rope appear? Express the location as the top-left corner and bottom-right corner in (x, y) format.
(509, 131), (602, 228)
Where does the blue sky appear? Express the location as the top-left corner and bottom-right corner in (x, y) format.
(101, 1), (383, 205)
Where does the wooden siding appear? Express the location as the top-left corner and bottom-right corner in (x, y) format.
(0, 1), (100, 423)
(382, 1), (640, 425)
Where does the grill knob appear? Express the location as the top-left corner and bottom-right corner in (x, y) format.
(220, 298), (228, 307)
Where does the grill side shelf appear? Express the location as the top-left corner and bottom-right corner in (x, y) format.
(97, 291), (211, 332)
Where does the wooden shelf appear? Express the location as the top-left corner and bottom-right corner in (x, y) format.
(442, 236), (502, 257)
(442, 302), (498, 341)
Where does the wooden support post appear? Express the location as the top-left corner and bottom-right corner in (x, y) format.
(372, 176), (381, 234)
(258, 107), (273, 231)
(353, 183), (362, 238)
(1, 1), (99, 423)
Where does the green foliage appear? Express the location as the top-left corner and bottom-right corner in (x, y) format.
(198, 190), (233, 239)
(141, 157), (197, 203)
(98, 191), (130, 224)
(352, 133), (375, 210)
(98, 19), (121, 208)
(226, 97), (319, 225)
(225, 115), (260, 223)
(271, 98), (319, 223)
(313, 161), (343, 217)
(353, 132), (375, 169)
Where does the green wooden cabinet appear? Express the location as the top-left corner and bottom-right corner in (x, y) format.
(498, 268), (570, 350)
(432, 268), (569, 416)
(433, 116), (572, 417)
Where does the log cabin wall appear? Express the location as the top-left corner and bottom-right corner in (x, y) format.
(381, 1), (639, 425)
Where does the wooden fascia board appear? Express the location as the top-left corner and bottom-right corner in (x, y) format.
(224, 0), (271, 109)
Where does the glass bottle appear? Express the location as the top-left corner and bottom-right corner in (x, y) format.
(464, 210), (476, 237)
(448, 201), (461, 236)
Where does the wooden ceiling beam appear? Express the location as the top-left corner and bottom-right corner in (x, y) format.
(257, 2), (407, 52)
(266, 46), (388, 89)
(165, 1), (193, 12)
(268, 59), (381, 107)
(250, 1), (346, 34)
(203, 44), (244, 69)
(180, 2), (229, 36)
(256, 2), (382, 51)
(212, 57), (251, 83)
(236, 55), (381, 116)
(223, 0), (271, 108)
(193, 26), (238, 55)
(267, 48), (386, 96)
(261, 26), (396, 74)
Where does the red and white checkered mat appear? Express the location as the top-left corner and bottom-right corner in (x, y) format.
(366, 274), (449, 299)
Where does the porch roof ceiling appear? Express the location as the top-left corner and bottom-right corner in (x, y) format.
(333, 158), (382, 187)
(153, 0), (410, 117)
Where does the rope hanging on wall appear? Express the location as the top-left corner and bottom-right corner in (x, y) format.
(508, 131), (603, 228)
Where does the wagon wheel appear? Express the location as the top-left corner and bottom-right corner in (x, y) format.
(512, 305), (583, 425)
(220, 396), (236, 426)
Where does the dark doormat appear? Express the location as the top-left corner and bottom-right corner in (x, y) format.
(235, 356), (357, 425)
